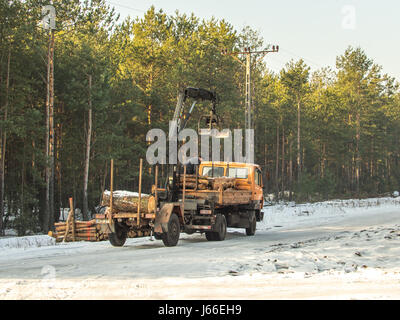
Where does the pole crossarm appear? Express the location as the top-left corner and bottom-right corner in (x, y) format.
(221, 45), (279, 57)
(220, 45), (279, 131)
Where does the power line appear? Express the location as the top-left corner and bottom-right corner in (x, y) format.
(105, 1), (146, 14)
(279, 47), (324, 69)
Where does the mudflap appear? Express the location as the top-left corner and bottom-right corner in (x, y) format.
(154, 203), (182, 234)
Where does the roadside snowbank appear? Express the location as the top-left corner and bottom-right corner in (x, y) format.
(0, 235), (55, 250)
(261, 196), (400, 230)
(226, 223), (400, 278)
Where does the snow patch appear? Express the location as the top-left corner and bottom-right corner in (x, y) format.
(260, 196), (400, 231)
(0, 235), (55, 250)
(103, 190), (149, 197)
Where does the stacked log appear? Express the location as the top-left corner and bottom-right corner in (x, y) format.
(127, 229), (152, 238)
(101, 190), (156, 213)
(209, 177), (236, 190)
(179, 175), (237, 191)
(49, 220), (108, 242)
(179, 175), (210, 190)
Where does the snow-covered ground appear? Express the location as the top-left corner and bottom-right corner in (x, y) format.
(0, 197), (399, 299)
(0, 235), (55, 250)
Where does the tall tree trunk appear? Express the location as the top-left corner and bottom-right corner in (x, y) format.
(264, 129), (268, 194)
(44, 31), (51, 232)
(0, 47), (10, 236)
(370, 138), (374, 178)
(21, 145), (25, 224)
(100, 160), (108, 205)
(83, 74), (92, 220)
(56, 104), (63, 223)
(281, 126), (285, 198)
(275, 123), (280, 200)
(289, 138), (293, 201)
(321, 142), (326, 178)
(49, 30), (55, 230)
(355, 111), (360, 196)
(297, 100), (301, 180)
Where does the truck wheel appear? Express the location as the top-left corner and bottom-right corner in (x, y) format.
(215, 214), (227, 241)
(162, 213), (180, 247)
(246, 215), (256, 236)
(206, 214), (226, 241)
(109, 223), (127, 247)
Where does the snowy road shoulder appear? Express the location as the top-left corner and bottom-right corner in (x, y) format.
(0, 235), (55, 250)
(226, 223), (400, 277)
(0, 196), (400, 299)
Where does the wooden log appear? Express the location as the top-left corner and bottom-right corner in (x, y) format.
(102, 191), (155, 213)
(209, 177), (236, 190)
(179, 183), (208, 190)
(74, 232), (96, 236)
(56, 226), (97, 233)
(54, 222), (67, 226)
(56, 223), (96, 228)
(74, 237), (98, 242)
(75, 234), (97, 238)
(55, 223), (96, 230)
(148, 195), (156, 214)
(48, 231), (55, 238)
(190, 179), (209, 184)
(127, 230), (137, 238)
(72, 231), (97, 235)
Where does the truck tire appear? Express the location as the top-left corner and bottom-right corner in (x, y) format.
(109, 223), (127, 247)
(206, 214), (226, 241)
(246, 215), (256, 236)
(162, 213), (180, 247)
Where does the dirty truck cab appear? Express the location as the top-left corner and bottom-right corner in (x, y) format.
(199, 161), (264, 206)
(152, 161), (265, 246)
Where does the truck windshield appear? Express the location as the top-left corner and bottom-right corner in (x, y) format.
(228, 167), (248, 179)
(202, 166), (225, 177)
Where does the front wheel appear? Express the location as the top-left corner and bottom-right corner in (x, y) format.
(246, 215), (256, 236)
(162, 213), (181, 247)
(206, 214), (227, 241)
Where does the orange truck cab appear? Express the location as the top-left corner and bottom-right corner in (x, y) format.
(199, 161), (264, 216)
(199, 161), (264, 202)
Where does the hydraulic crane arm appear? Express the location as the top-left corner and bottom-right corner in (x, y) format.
(169, 87), (218, 138)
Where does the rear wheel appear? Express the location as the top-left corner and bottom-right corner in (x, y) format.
(206, 214), (227, 241)
(162, 213), (180, 247)
(246, 215), (256, 236)
(109, 223), (127, 247)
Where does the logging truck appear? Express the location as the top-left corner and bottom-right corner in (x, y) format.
(95, 87), (264, 247)
(96, 160), (264, 247)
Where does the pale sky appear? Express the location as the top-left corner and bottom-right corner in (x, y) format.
(105, 0), (400, 81)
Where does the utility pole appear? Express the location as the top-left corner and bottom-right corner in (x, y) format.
(221, 45), (279, 131)
(43, 5), (56, 232)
